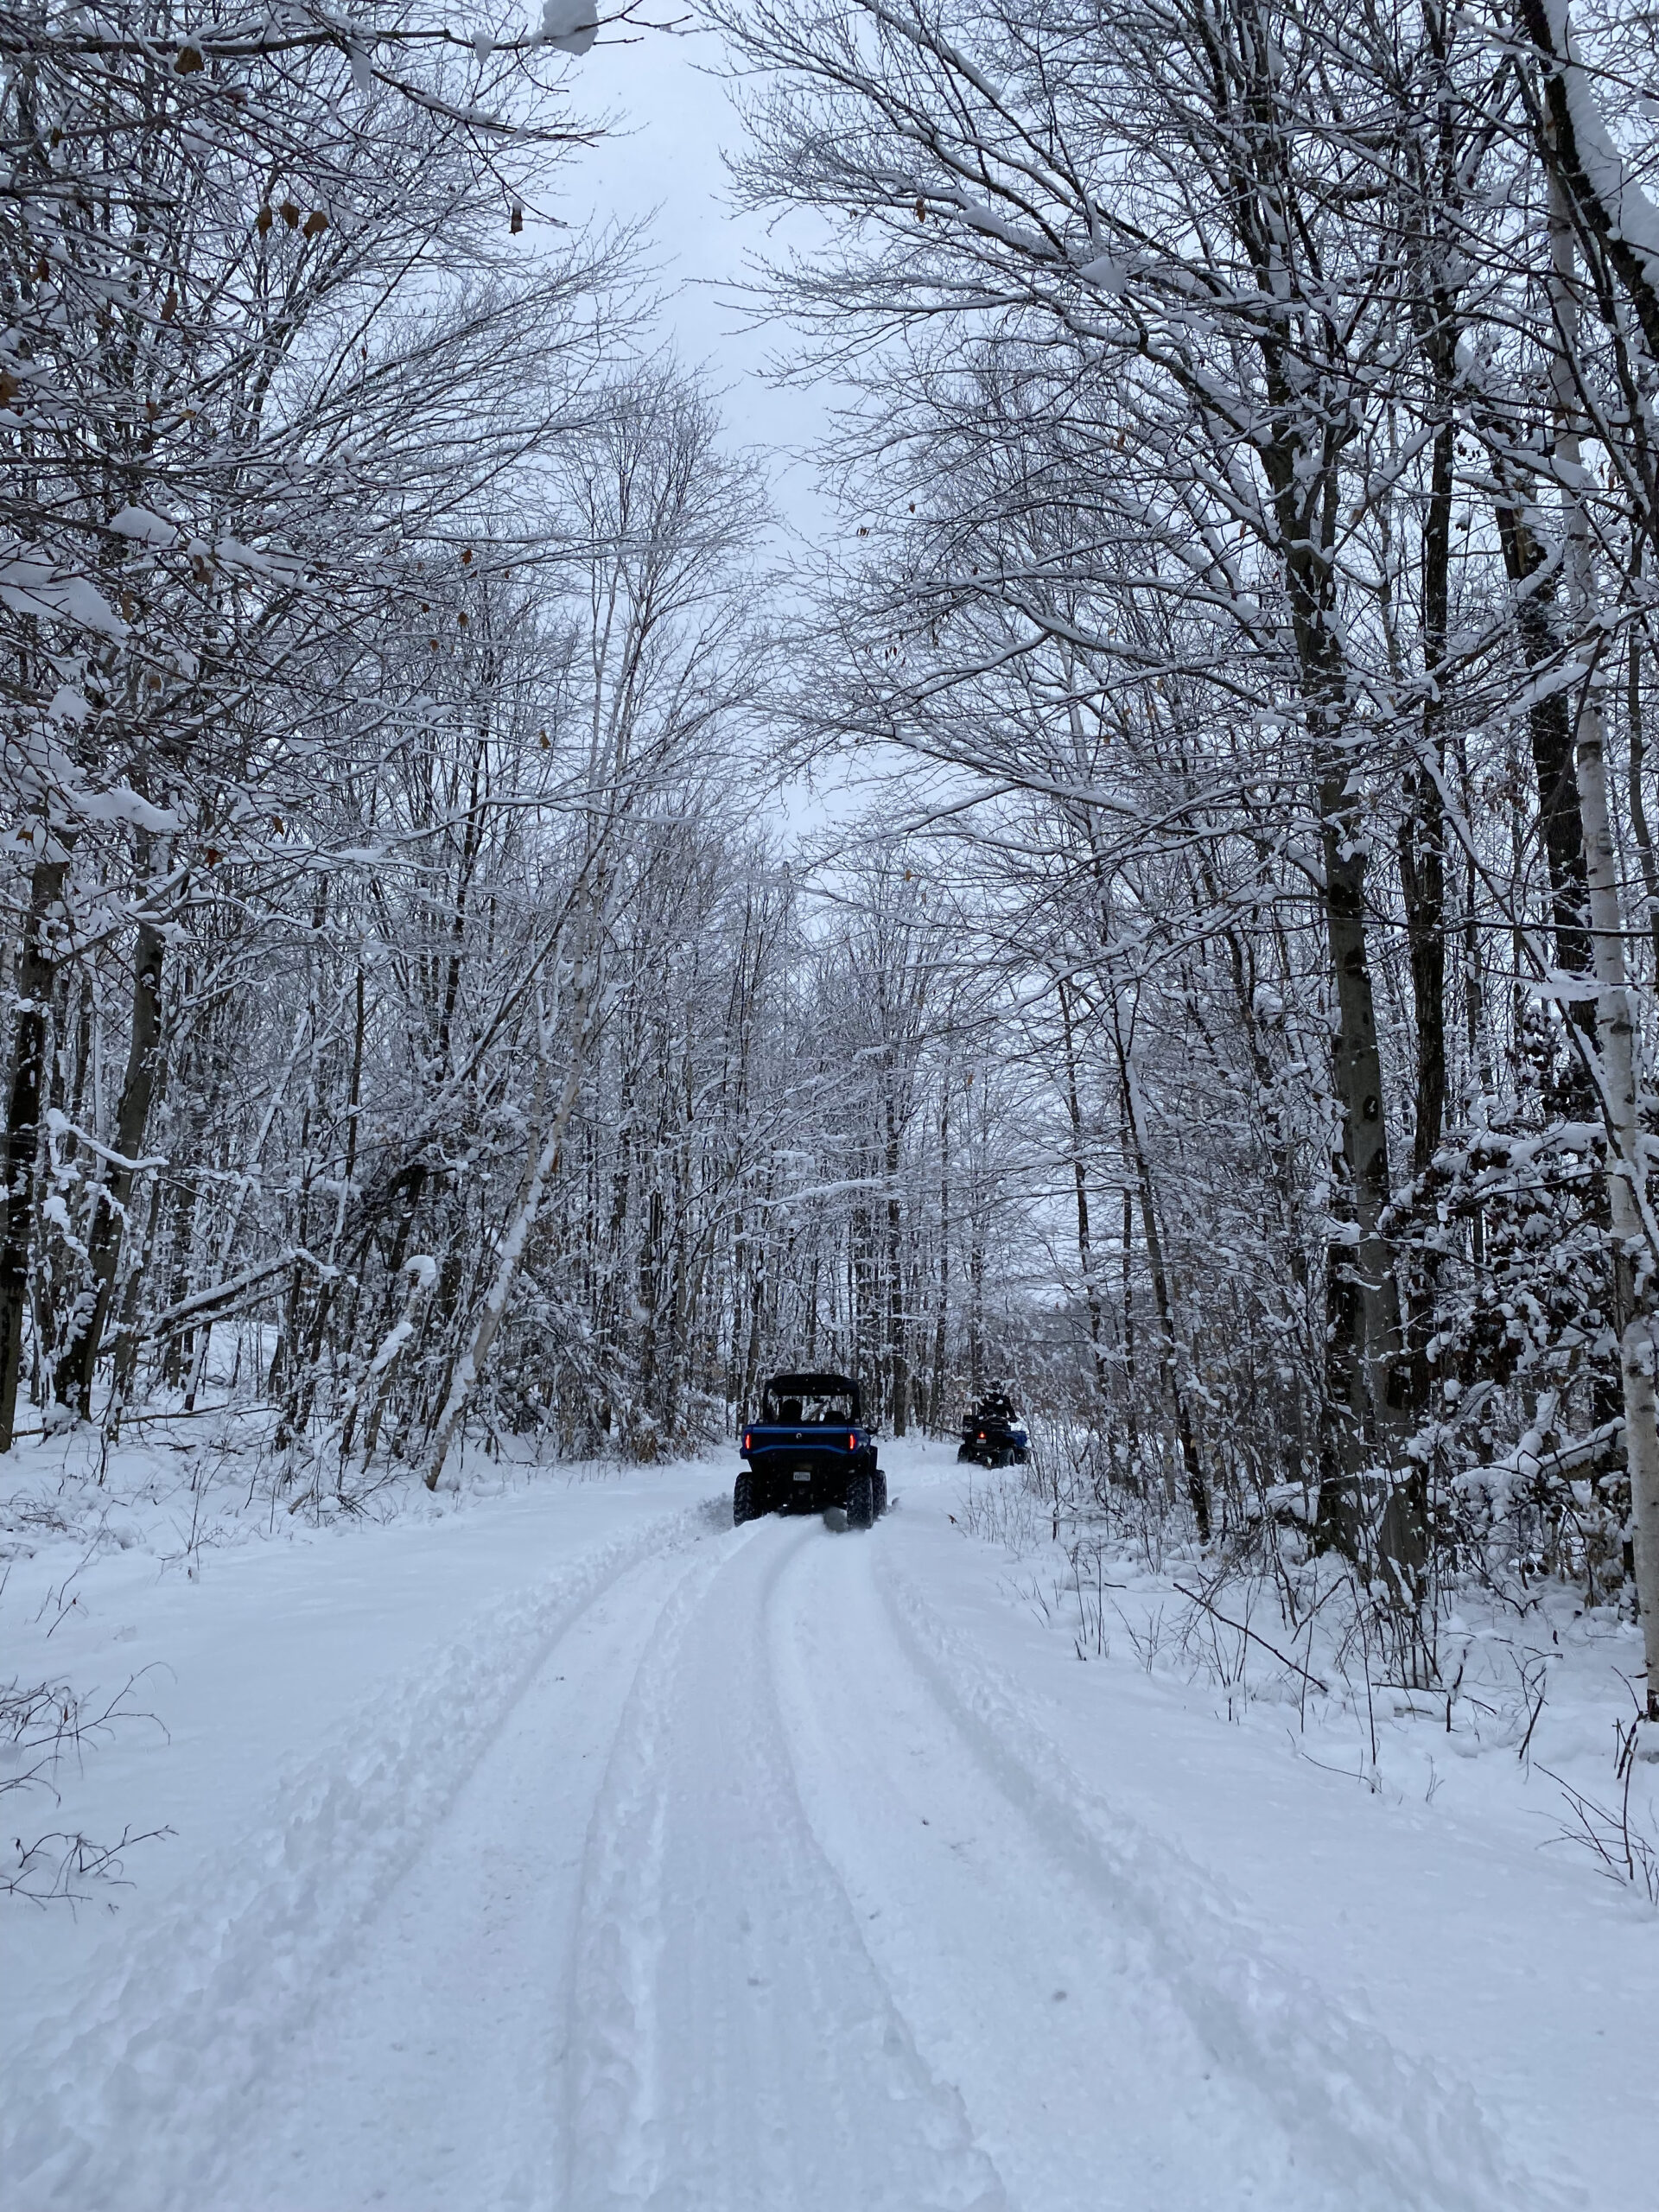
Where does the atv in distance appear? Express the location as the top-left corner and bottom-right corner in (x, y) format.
(957, 1391), (1030, 1469)
(735, 1370), (887, 1529)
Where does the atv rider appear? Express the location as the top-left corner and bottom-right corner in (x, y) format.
(957, 1389), (1029, 1467)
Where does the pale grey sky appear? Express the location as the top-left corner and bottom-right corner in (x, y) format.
(553, 17), (893, 836)
(559, 18), (838, 543)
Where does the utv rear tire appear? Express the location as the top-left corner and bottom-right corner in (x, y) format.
(847, 1471), (875, 1530)
(873, 1471), (887, 1517)
(734, 1471), (756, 1525)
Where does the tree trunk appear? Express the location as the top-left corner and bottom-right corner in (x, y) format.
(107, 1176), (165, 1433)
(1253, 353), (1414, 1573)
(968, 1228), (984, 1396)
(1313, 780), (1417, 1579)
(853, 1198), (879, 1417)
(1625, 575), (1659, 975)
(1572, 690), (1659, 1714)
(1400, 426), (1452, 1176)
(1548, 165), (1659, 1716)
(1120, 1182), (1141, 1485)
(424, 962), (596, 1491)
(55, 895), (166, 1419)
(928, 1084), (950, 1433)
(1399, 0), (1466, 1177)
(1059, 982), (1110, 1408)
(1119, 1053), (1209, 1541)
(0, 851), (73, 1450)
(1280, 526), (1414, 1567)
(885, 1094), (908, 1435)
(1396, 278), (1457, 1519)
(287, 963), (369, 1445)
(1492, 496), (1596, 1022)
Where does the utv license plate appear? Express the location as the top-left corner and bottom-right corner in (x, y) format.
(792, 1469), (811, 1482)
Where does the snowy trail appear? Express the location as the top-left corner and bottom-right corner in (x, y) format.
(564, 1517), (1003, 2212)
(7, 1455), (1601, 2211)
(7, 1492), (721, 2212)
(220, 1541), (711, 2212)
(776, 1526), (1320, 2211)
(769, 1521), (1535, 2212)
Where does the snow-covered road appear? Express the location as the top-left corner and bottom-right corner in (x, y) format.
(5, 1444), (1651, 2210)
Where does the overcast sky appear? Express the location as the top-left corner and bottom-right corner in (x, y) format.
(552, 16), (896, 836)
(558, 17), (839, 545)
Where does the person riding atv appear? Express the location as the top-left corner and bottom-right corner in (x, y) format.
(957, 1389), (1030, 1468)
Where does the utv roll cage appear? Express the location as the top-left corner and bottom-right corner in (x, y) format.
(756, 1371), (862, 1426)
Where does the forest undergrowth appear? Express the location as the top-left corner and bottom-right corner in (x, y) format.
(957, 1440), (1659, 1910)
(0, 1409), (688, 1907)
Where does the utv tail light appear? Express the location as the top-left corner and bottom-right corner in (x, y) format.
(849, 1432), (856, 1450)
(743, 1431), (752, 1452)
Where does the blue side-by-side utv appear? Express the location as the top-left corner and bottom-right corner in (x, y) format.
(734, 1370), (887, 1529)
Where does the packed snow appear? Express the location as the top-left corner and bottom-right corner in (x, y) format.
(3, 1433), (1653, 2210)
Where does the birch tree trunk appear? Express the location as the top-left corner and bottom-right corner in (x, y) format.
(1548, 168), (1659, 1716)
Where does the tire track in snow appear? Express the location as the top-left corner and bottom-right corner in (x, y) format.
(771, 1524), (1329, 2212)
(564, 1515), (1007, 2212)
(207, 1537), (716, 2212)
(865, 1547), (1578, 2212)
(6, 1494), (728, 2212)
